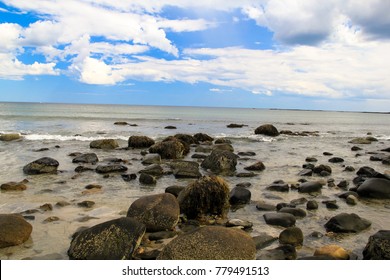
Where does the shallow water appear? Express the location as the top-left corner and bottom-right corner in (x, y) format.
(0, 102), (389, 259)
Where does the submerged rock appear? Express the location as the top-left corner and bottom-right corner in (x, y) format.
(263, 213), (296, 227)
(298, 181), (323, 193)
(157, 226), (256, 260)
(72, 153), (99, 164)
(0, 214), (33, 248)
(279, 227), (304, 246)
(255, 124), (279, 137)
(0, 133), (22, 141)
(23, 157), (59, 175)
(95, 164), (128, 174)
(68, 217), (146, 260)
(324, 213), (371, 233)
(194, 133), (214, 142)
(168, 161), (201, 179)
(201, 150), (238, 175)
(244, 161), (266, 171)
(127, 193), (180, 232)
(1, 180), (28, 191)
(363, 230), (390, 260)
(90, 139), (119, 149)
(128, 136), (155, 149)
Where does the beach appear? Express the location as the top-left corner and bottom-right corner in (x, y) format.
(0, 102), (389, 260)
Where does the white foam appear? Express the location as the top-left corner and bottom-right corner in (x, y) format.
(24, 134), (129, 142)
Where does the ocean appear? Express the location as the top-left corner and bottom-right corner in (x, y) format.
(0, 102), (389, 259)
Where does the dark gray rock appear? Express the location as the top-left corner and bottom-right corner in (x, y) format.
(139, 164), (164, 176)
(267, 182), (289, 192)
(257, 245), (296, 260)
(169, 161), (201, 179)
(194, 133), (214, 143)
(90, 139), (119, 149)
(139, 173), (156, 185)
(95, 164), (128, 174)
(238, 151), (256, 157)
(298, 181), (323, 193)
(128, 136), (155, 148)
(363, 230), (390, 260)
(290, 197), (308, 206)
(149, 140), (186, 159)
(201, 150), (238, 175)
(229, 186), (251, 205)
(255, 124), (279, 137)
(313, 164), (332, 175)
(279, 227), (304, 246)
(127, 193), (180, 232)
(23, 157), (59, 175)
(279, 207), (307, 218)
(256, 202), (276, 211)
(306, 200), (319, 210)
(191, 153), (208, 159)
(324, 213), (371, 233)
(252, 233), (278, 250)
(299, 169), (313, 176)
(68, 217), (146, 260)
(142, 154), (161, 165)
(165, 185), (186, 197)
(305, 157), (318, 162)
(357, 178), (390, 199)
(244, 161), (266, 171)
(263, 213), (296, 227)
(121, 173), (137, 181)
(164, 126), (177, 129)
(157, 226), (256, 260)
(329, 157), (344, 163)
(72, 153), (99, 164)
(0, 214), (33, 248)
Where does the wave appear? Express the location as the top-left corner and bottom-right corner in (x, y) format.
(24, 134), (130, 142)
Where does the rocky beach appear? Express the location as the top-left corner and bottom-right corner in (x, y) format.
(0, 103), (389, 260)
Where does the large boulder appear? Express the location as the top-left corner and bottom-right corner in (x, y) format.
(255, 124), (279, 137)
(23, 157), (59, 175)
(356, 178), (390, 199)
(177, 176), (230, 220)
(128, 136), (155, 148)
(363, 230), (390, 260)
(90, 139), (119, 149)
(157, 226), (256, 260)
(127, 193), (180, 232)
(0, 214), (33, 248)
(168, 161), (201, 179)
(201, 150), (238, 175)
(0, 133), (22, 141)
(324, 213), (371, 233)
(72, 153), (99, 164)
(149, 140), (186, 159)
(68, 217), (146, 260)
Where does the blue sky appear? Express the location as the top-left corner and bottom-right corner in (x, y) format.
(0, 0), (390, 111)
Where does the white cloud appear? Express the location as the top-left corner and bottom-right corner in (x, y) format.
(0, 23), (23, 52)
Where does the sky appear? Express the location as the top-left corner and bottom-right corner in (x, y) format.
(0, 0), (390, 111)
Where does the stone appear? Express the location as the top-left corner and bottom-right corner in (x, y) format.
(0, 214), (33, 248)
(128, 136), (155, 148)
(72, 153), (99, 164)
(298, 181), (323, 193)
(149, 140), (186, 159)
(1, 180), (28, 191)
(165, 185), (186, 197)
(357, 178), (390, 199)
(75, 166), (94, 173)
(337, 180), (349, 189)
(329, 157), (344, 163)
(299, 169), (313, 176)
(164, 126), (177, 129)
(23, 157), (59, 175)
(213, 143), (234, 152)
(191, 154), (208, 159)
(324, 213), (371, 233)
(114, 121), (128, 125)
(77, 201), (95, 208)
(279, 207), (307, 218)
(142, 154), (161, 165)
(177, 176), (230, 220)
(256, 202), (276, 211)
(263, 213), (296, 227)
(306, 200), (319, 210)
(290, 197), (308, 206)
(139, 164), (164, 176)
(226, 219), (253, 229)
(95, 164), (128, 174)
(305, 157), (318, 162)
(201, 150), (238, 175)
(313, 164), (332, 175)
(257, 245), (296, 260)
(266, 182), (289, 192)
(90, 139), (119, 149)
(194, 133), (214, 142)
(68, 217), (146, 260)
(314, 245), (349, 260)
(214, 138), (231, 144)
(348, 137), (375, 144)
(346, 195), (358, 205)
(363, 230), (390, 260)
(0, 133), (21, 141)
(157, 226), (256, 260)
(244, 161), (266, 171)
(236, 172), (256, 178)
(238, 151), (256, 157)
(168, 161), (201, 179)
(139, 173), (156, 185)
(121, 174), (137, 182)
(227, 123), (246, 128)
(252, 233), (278, 250)
(127, 193), (180, 232)
(174, 134), (198, 145)
(254, 124), (279, 137)
(279, 227), (304, 246)
(229, 186), (251, 205)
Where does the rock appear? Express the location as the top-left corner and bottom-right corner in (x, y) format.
(279, 227), (304, 246)
(263, 213), (296, 227)
(127, 193), (180, 232)
(139, 164), (164, 176)
(276, 202), (295, 211)
(244, 161), (266, 171)
(337, 180), (349, 189)
(191, 154), (208, 159)
(165, 186), (186, 197)
(299, 169), (313, 176)
(0, 214), (33, 248)
(72, 153), (99, 164)
(226, 219), (253, 229)
(128, 136), (155, 148)
(236, 182), (251, 188)
(338, 191), (359, 199)
(323, 152), (333, 156)
(290, 197), (308, 206)
(177, 176), (230, 220)
(148, 231), (177, 241)
(329, 157), (344, 163)
(90, 139), (119, 149)
(305, 157), (318, 162)
(279, 207), (307, 218)
(157, 226), (256, 260)
(257, 245), (296, 260)
(168, 161), (201, 179)
(344, 166), (355, 172)
(363, 230), (390, 260)
(252, 233), (278, 249)
(121, 174), (137, 182)
(254, 124), (279, 137)
(77, 201), (95, 208)
(142, 154), (161, 165)
(201, 150), (238, 175)
(229, 187), (251, 205)
(149, 140), (186, 159)
(95, 164), (128, 174)
(139, 173), (156, 185)
(298, 181), (323, 193)
(266, 182), (289, 192)
(346, 195), (358, 205)
(0, 133), (21, 141)
(1, 180), (28, 191)
(174, 134), (198, 145)
(23, 157), (59, 175)
(75, 166), (94, 173)
(351, 146), (363, 151)
(213, 143), (234, 152)
(324, 213), (371, 233)
(314, 245), (349, 260)
(214, 138), (232, 144)
(114, 121), (128, 125)
(68, 217), (146, 260)
(256, 202), (277, 211)
(238, 151), (256, 157)
(227, 123), (246, 128)
(194, 133), (214, 142)
(357, 178), (390, 198)
(325, 201), (339, 209)
(348, 137), (375, 144)
(164, 126), (177, 129)
(306, 200), (319, 210)
(313, 164), (332, 175)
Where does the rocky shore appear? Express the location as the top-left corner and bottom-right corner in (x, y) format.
(0, 123), (390, 260)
